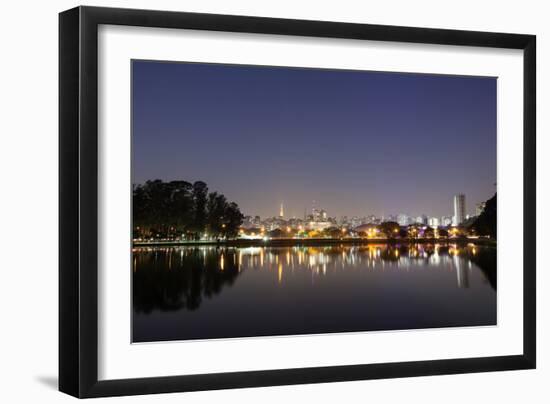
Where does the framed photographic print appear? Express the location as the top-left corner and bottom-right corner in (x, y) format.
(59, 6), (536, 398)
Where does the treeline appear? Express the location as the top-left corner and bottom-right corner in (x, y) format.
(471, 193), (496, 239)
(133, 180), (243, 240)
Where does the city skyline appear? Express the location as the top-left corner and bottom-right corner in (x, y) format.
(242, 192), (480, 222)
(132, 61), (496, 218)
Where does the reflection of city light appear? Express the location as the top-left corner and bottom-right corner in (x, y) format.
(260, 249), (264, 266)
(134, 244), (490, 293)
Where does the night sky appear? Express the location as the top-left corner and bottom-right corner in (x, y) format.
(132, 60), (496, 219)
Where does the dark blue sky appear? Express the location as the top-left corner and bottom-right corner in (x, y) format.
(132, 60), (496, 219)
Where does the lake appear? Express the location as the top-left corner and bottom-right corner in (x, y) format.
(132, 243), (496, 342)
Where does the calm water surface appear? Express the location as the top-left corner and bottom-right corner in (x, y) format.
(132, 243), (496, 342)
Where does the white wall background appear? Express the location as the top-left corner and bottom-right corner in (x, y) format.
(0, 0), (546, 402)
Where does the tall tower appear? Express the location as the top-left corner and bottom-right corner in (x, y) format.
(279, 202), (284, 218)
(453, 194), (466, 226)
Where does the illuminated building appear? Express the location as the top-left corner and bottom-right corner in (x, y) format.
(415, 214), (428, 225)
(453, 194), (466, 225)
(397, 214), (410, 226)
(307, 221), (333, 231)
(350, 216), (362, 228)
(441, 215), (453, 226)
(311, 207), (320, 221)
(279, 202), (284, 218)
(428, 217), (439, 227)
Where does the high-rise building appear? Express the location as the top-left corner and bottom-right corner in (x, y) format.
(397, 214), (410, 226)
(386, 214), (398, 223)
(415, 214), (428, 225)
(441, 215), (453, 226)
(279, 203), (284, 218)
(453, 194), (466, 225)
(350, 216), (362, 228)
(428, 217), (440, 227)
(311, 207), (319, 221)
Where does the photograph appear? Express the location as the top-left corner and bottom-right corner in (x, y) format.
(131, 60), (497, 343)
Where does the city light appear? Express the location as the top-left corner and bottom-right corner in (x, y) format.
(133, 193), (493, 244)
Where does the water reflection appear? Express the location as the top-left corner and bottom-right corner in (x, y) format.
(133, 243), (496, 314)
(132, 247), (240, 313)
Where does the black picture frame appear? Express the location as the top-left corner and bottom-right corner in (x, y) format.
(59, 5), (536, 398)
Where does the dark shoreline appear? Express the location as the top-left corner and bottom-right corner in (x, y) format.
(133, 237), (496, 248)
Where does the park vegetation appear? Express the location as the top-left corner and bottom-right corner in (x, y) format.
(133, 179), (243, 240)
(470, 193), (497, 239)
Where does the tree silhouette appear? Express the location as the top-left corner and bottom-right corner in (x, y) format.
(133, 179), (243, 240)
(191, 181), (208, 237)
(471, 193), (497, 238)
(379, 221), (400, 238)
